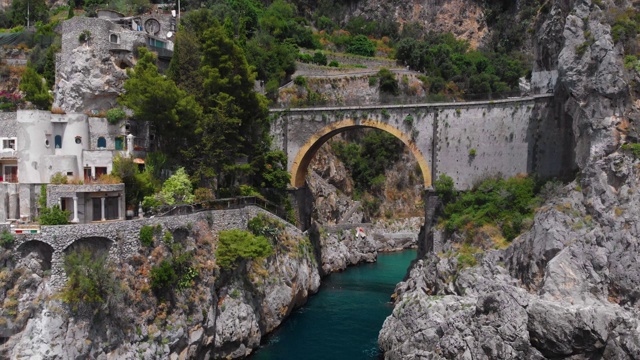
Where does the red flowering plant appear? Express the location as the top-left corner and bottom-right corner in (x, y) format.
(0, 91), (23, 112)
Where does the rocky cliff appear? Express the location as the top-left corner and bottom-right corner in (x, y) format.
(1, 210), (320, 359)
(378, 0), (640, 358)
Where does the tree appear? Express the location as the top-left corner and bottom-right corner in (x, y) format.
(111, 154), (156, 208)
(20, 65), (52, 110)
(347, 35), (376, 57)
(251, 150), (290, 201)
(6, 0), (49, 27)
(158, 167), (194, 205)
(119, 47), (202, 160)
(189, 22), (269, 187)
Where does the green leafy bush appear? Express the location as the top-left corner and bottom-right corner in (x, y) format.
(434, 174), (456, 203)
(39, 205), (70, 225)
(106, 108), (126, 124)
(347, 35), (376, 57)
(0, 229), (14, 248)
(216, 229), (273, 270)
(139, 224), (159, 247)
(328, 60), (339, 67)
(150, 260), (177, 293)
(294, 76), (307, 86)
(19, 65), (52, 110)
(312, 51), (328, 66)
(50, 172), (68, 184)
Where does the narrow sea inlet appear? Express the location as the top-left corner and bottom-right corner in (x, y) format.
(252, 249), (417, 360)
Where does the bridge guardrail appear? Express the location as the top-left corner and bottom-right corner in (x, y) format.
(152, 196), (287, 220)
(271, 90), (529, 109)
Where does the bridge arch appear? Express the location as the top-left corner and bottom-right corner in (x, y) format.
(290, 118), (432, 188)
(16, 240), (55, 271)
(63, 236), (113, 257)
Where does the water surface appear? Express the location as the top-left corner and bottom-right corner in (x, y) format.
(252, 249), (416, 360)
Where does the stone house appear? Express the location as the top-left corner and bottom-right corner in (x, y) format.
(54, 10), (176, 113)
(0, 110), (149, 223)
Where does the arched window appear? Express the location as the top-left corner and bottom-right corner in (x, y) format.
(54, 135), (62, 149)
(115, 136), (123, 150)
(110, 34), (119, 44)
(97, 137), (106, 149)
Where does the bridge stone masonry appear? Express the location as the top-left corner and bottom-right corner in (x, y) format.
(270, 94), (575, 191)
(12, 206), (290, 289)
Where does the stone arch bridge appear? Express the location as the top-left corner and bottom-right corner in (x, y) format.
(270, 95), (573, 191)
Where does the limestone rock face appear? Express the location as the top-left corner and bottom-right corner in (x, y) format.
(3, 211), (320, 360)
(54, 44), (130, 113)
(379, 152), (640, 359)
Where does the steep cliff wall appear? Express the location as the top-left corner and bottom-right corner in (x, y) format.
(1, 208), (320, 359)
(379, 0), (640, 357)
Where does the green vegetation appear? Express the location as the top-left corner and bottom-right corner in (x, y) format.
(39, 205), (70, 225)
(0, 229), (14, 248)
(347, 35), (376, 57)
(441, 176), (539, 241)
(111, 154), (156, 210)
(622, 143), (640, 158)
(215, 229), (273, 271)
(19, 65), (52, 110)
(149, 236), (198, 297)
(139, 224), (161, 247)
(142, 167), (194, 209)
(395, 32), (528, 97)
(106, 108), (126, 124)
(62, 248), (123, 314)
(377, 68), (399, 95)
(434, 174), (456, 203)
(37, 184), (70, 225)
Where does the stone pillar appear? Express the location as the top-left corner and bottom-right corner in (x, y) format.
(101, 197), (106, 221)
(418, 188), (440, 258)
(126, 134), (134, 155)
(71, 196), (79, 223)
(118, 195), (123, 220)
(50, 250), (67, 290)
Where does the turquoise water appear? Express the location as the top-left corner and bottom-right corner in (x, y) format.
(251, 249), (417, 360)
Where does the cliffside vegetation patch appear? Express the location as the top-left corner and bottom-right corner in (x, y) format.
(435, 174), (541, 243)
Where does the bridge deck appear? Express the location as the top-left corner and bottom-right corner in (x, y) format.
(269, 94), (554, 113)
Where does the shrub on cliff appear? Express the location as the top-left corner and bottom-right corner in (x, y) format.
(441, 176), (539, 241)
(216, 229), (273, 270)
(62, 249), (124, 314)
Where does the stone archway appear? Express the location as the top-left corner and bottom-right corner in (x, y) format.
(290, 118), (432, 188)
(63, 236), (113, 258)
(16, 240), (55, 272)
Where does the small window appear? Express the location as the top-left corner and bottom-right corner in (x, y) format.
(66, 172), (73, 176)
(54, 135), (62, 149)
(110, 33), (119, 44)
(2, 138), (15, 150)
(97, 137), (106, 149)
(45, 139), (50, 147)
(75, 136), (82, 144)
